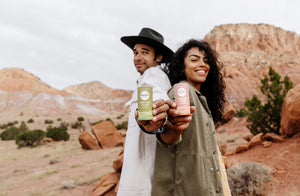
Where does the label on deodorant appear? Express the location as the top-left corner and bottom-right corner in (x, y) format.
(138, 86), (153, 120)
(174, 83), (190, 115)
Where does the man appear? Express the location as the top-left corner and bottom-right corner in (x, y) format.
(117, 27), (174, 196)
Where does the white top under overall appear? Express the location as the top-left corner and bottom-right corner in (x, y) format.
(117, 66), (171, 196)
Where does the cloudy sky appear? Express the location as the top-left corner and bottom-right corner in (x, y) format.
(0, 0), (299, 91)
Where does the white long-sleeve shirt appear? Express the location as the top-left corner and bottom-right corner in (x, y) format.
(117, 65), (171, 196)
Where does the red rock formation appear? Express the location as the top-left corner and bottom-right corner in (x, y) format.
(91, 121), (124, 149)
(280, 84), (300, 137)
(92, 148), (124, 196)
(113, 149), (124, 172)
(222, 103), (236, 123)
(0, 68), (68, 95)
(263, 132), (284, 143)
(78, 131), (101, 150)
(64, 81), (132, 101)
(92, 172), (120, 196)
(0, 67), (132, 114)
(204, 23), (300, 109)
(204, 23), (300, 55)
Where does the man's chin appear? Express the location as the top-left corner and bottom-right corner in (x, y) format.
(136, 68), (145, 74)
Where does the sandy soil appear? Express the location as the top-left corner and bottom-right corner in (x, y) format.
(0, 112), (126, 196)
(225, 135), (300, 196)
(0, 112), (299, 196)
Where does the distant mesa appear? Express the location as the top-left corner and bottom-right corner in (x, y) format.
(0, 67), (68, 96)
(0, 67), (132, 115)
(64, 81), (133, 101)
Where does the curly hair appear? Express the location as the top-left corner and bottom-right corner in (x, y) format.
(164, 39), (226, 123)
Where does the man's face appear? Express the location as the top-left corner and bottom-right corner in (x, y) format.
(133, 43), (159, 75)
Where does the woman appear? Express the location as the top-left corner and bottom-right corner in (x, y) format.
(152, 39), (231, 195)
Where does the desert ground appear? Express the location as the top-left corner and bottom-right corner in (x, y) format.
(0, 112), (299, 196)
(0, 112), (126, 196)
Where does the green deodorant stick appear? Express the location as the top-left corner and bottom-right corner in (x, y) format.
(138, 86), (153, 120)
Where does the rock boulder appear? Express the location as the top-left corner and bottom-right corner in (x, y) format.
(280, 84), (300, 137)
(78, 131), (100, 150)
(92, 121), (124, 148)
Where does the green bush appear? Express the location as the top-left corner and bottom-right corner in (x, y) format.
(71, 121), (82, 129)
(116, 121), (128, 130)
(117, 114), (124, 119)
(19, 121), (29, 132)
(227, 162), (272, 196)
(44, 119), (53, 124)
(235, 108), (248, 117)
(0, 124), (8, 129)
(46, 125), (53, 131)
(77, 116), (84, 122)
(27, 119), (34, 123)
(244, 67), (293, 135)
(60, 122), (69, 130)
(7, 121), (18, 127)
(90, 120), (103, 126)
(46, 127), (69, 141)
(0, 127), (20, 140)
(15, 130), (45, 147)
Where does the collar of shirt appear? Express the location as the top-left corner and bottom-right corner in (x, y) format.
(136, 65), (162, 85)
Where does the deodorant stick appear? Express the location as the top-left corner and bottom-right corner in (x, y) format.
(138, 86), (153, 120)
(174, 83), (190, 115)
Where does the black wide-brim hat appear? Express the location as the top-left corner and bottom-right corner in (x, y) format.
(121, 27), (174, 63)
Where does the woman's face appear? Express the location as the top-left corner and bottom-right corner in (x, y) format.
(184, 47), (210, 91)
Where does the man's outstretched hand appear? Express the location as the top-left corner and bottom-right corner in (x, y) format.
(135, 99), (172, 132)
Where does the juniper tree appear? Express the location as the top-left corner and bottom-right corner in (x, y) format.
(245, 67), (293, 135)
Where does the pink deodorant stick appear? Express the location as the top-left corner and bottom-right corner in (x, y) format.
(174, 83), (190, 115)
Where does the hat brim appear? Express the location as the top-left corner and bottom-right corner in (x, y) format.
(121, 36), (174, 63)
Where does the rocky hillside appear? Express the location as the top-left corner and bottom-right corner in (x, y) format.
(205, 23), (300, 55)
(0, 68), (68, 95)
(204, 23), (300, 108)
(0, 68), (132, 115)
(64, 81), (132, 101)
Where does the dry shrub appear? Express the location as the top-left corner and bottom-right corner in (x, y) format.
(227, 162), (272, 196)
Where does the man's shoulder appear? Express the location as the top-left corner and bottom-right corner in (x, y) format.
(143, 65), (166, 76)
(137, 65), (171, 89)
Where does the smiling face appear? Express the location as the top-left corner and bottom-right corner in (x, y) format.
(133, 43), (162, 75)
(184, 47), (210, 91)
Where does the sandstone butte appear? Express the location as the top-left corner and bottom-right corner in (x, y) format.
(204, 23), (300, 109)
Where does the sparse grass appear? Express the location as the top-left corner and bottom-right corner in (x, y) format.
(227, 133), (243, 143)
(217, 133), (244, 145)
(70, 164), (84, 168)
(289, 192), (300, 196)
(29, 190), (44, 196)
(1, 192), (8, 196)
(33, 169), (59, 180)
(13, 168), (26, 173)
(75, 174), (104, 186)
